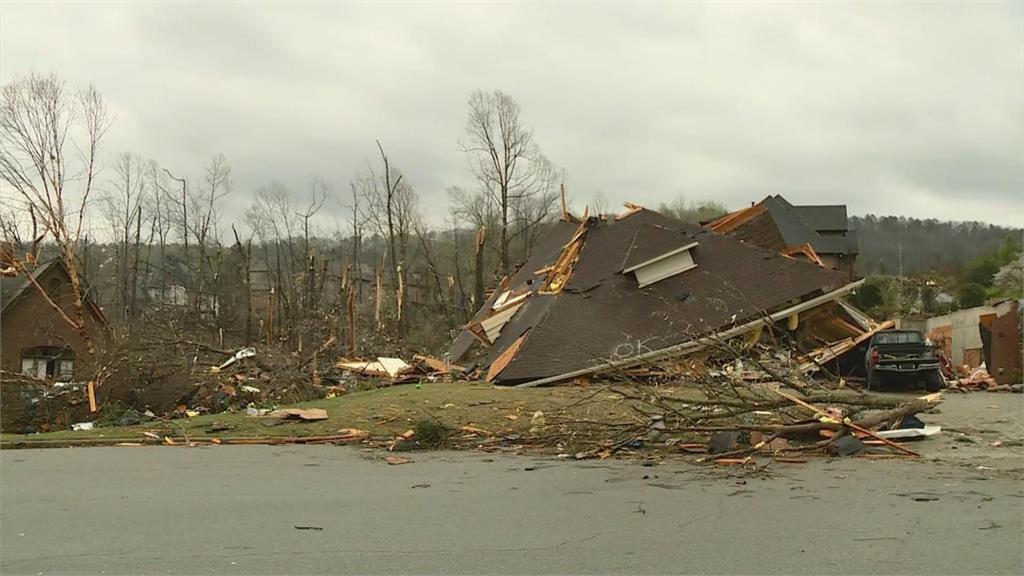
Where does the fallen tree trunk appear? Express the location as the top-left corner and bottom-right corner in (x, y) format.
(616, 387), (920, 412)
(669, 396), (942, 440)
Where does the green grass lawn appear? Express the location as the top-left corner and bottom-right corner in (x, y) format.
(2, 381), (648, 448)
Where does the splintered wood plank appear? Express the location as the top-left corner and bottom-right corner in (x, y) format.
(486, 332), (529, 382)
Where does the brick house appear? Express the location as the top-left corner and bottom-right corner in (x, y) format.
(1, 257), (108, 381)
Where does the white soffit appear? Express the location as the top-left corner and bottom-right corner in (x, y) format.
(622, 241), (699, 273)
(627, 242), (699, 288)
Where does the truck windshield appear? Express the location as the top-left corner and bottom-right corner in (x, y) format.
(875, 331), (923, 344)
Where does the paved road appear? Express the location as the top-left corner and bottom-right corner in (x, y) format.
(2, 446), (1022, 575)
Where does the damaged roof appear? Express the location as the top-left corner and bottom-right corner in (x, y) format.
(450, 208), (853, 385)
(708, 195), (858, 257)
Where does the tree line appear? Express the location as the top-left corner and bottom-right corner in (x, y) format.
(0, 73), (567, 359)
(852, 214), (1019, 276)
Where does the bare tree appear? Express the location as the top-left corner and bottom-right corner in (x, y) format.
(246, 181), (300, 342)
(0, 72), (112, 353)
(462, 89), (559, 276)
(191, 154), (232, 311)
(297, 176), (329, 312)
(448, 185), (496, 307)
(101, 152), (147, 319)
(590, 190), (609, 217)
(143, 160), (174, 301)
(356, 141), (420, 337)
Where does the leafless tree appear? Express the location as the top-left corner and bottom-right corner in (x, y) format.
(143, 160), (174, 300)
(297, 176), (329, 312)
(461, 89), (559, 276)
(448, 185), (497, 307)
(191, 154), (232, 309)
(0, 72), (112, 353)
(101, 152), (147, 319)
(246, 181), (299, 341)
(356, 141), (420, 337)
(590, 190), (609, 217)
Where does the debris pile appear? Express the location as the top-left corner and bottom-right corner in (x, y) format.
(946, 364), (1023, 393)
(0, 372), (93, 433)
(512, 381), (944, 463)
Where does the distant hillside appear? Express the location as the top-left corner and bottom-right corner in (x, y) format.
(851, 215), (1019, 276)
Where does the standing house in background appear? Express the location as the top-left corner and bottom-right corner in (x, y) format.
(706, 195), (859, 279)
(0, 257), (108, 381)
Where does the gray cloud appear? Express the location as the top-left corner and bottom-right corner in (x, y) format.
(2, 1), (1021, 230)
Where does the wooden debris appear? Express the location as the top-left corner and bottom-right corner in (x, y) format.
(386, 456), (411, 465)
(773, 388), (922, 457)
(87, 381), (97, 413)
(615, 202), (644, 220)
(486, 332), (529, 382)
(265, 408), (328, 421)
(336, 428), (370, 440)
(781, 243), (825, 267)
(539, 207), (589, 294)
(413, 354), (464, 374)
(713, 457), (753, 466)
(337, 357), (412, 378)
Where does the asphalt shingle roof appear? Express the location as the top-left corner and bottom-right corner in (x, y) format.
(450, 209), (852, 384)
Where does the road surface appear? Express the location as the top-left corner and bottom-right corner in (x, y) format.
(2, 445), (1022, 574)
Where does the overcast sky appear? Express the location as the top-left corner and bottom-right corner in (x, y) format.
(3, 1), (1022, 231)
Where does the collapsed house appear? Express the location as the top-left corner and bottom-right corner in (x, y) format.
(448, 205), (865, 386)
(706, 195), (859, 279)
(901, 299), (1023, 385)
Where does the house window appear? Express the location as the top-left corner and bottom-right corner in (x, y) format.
(20, 347), (74, 381)
(46, 277), (63, 297)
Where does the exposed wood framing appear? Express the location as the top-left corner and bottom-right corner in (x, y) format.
(782, 243), (825, 267)
(615, 202), (644, 221)
(706, 202), (766, 233)
(539, 207), (589, 294)
(797, 319), (896, 370)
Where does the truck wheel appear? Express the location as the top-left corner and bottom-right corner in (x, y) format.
(925, 370), (942, 392)
(867, 372), (879, 392)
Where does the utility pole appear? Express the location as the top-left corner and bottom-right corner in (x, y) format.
(896, 242), (903, 314)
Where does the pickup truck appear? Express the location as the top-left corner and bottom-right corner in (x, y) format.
(865, 329), (943, 392)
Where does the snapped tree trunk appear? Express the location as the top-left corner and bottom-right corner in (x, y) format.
(474, 225), (486, 308)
